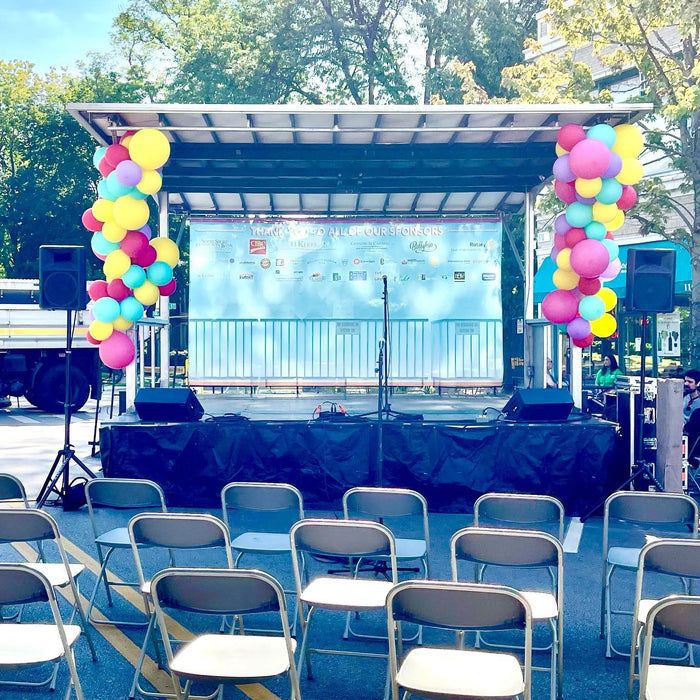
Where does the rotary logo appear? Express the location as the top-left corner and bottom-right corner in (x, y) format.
(260, 258), (271, 269)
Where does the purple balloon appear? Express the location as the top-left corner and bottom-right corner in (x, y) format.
(552, 154), (575, 183)
(600, 257), (622, 281)
(114, 160), (143, 188)
(139, 223), (152, 240)
(602, 151), (623, 179)
(550, 247), (559, 262)
(576, 194), (597, 205)
(567, 316), (592, 340)
(554, 213), (570, 235)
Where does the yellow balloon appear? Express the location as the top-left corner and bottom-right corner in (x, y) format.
(136, 170), (163, 195)
(112, 315), (134, 331)
(590, 312), (617, 338)
(92, 198), (114, 223)
(89, 319), (113, 341)
(150, 237), (180, 268)
(607, 209), (626, 231)
(592, 201), (619, 224)
(102, 220), (127, 243)
(612, 123), (644, 158)
(616, 158), (644, 185)
(103, 249), (131, 279)
(596, 287), (618, 312)
(120, 135), (133, 149)
(113, 195), (150, 230)
(128, 129), (171, 170)
(555, 143), (568, 157)
(552, 267), (579, 290)
(133, 280), (160, 306)
(556, 248), (572, 271)
(575, 177), (602, 198)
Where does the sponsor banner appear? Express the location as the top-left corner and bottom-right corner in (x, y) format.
(189, 218), (502, 322)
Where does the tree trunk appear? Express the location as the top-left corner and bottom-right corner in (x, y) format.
(691, 178), (700, 368)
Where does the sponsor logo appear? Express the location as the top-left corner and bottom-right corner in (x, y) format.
(417, 273), (426, 281)
(354, 258), (360, 265)
(260, 258), (271, 269)
(481, 272), (496, 281)
(332, 273), (342, 281)
(409, 241), (438, 253)
(454, 271), (466, 282)
(349, 271), (367, 281)
(239, 273), (254, 280)
(374, 272), (384, 280)
(249, 239), (266, 254)
(276, 258), (285, 266)
(310, 272), (323, 280)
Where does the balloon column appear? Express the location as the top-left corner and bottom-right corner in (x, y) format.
(542, 122), (644, 348)
(81, 129), (180, 370)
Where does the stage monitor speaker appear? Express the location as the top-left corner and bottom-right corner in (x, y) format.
(625, 248), (676, 313)
(39, 245), (88, 311)
(502, 388), (574, 422)
(134, 388), (204, 423)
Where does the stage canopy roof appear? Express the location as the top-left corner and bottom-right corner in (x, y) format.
(68, 103), (652, 218)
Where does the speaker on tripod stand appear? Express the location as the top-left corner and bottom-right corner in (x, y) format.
(35, 246), (96, 509)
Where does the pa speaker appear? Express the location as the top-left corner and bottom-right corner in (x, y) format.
(134, 388), (204, 423)
(625, 248), (676, 313)
(502, 388), (574, 422)
(39, 246), (88, 310)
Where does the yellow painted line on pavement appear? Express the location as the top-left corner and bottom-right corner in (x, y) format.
(12, 538), (283, 700)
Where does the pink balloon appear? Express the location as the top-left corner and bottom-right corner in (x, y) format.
(134, 245), (157, 268)
(603, 151), (623, 178)
(542, 289), (579, 324)
(159, 278), (177, 296)
(557, 124), (586, 151)
(569, 138), (612, 179)
(88, 280), (109, 301)
(107, 278), (131, 302)
(94, 252), (107, 262)
(564, 228), (586, 248)
(573, 333), (594, 348)
(120, 230), (149, 259)
(82, 208), (103, 232)
(578, 277), (602, 295)
(567, 316), (591, 340)
(600, 257), (622, 281)
(553, 234), (567, 251)
(554, 179), (577, 204)
(99, 330), (135, 370)
(617, 185), (637, 210)
(97, 158), (115, 178)
(570, 239), (610, 278)
(552, 155), (575, 182)
(104, 144), (130, 169)
(86, 330), (101, 346)
(554, 214), (570, 235)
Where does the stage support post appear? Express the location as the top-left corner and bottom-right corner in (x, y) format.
(523, 190), (536, 377)
(656, 378), (684, 492)
(570, 345), (582, 409)
(157, 190), (171, 388)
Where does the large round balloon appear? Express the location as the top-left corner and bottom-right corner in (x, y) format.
(569, 239), (610, 278)
(103, 249), (131, 280)
(612, 123), (644, 158)
(568, 138), (611, 179)
(99, 330), (135, 370)
(149, 237), (180, 267)
(107, 278), (131, 302)
(617, 185), (637, 210)
(590, 312), (617, 338)
(572, 333), (594, 349)
(592, 201), (619, 224)
(92, 198), (114, 223)
(584, 221), (607, 241)
(564, 228), (586, 248)
(147, 260), (174, 286)
(82, 208), (103, 232)
(102, 220), (128, 243)
(89, 319), (113, 342)
(120, 230), (149, 259)
(542, 289), (579, 324)
(596, 178), (623, 205)
(597, 287), (618, 312)
(133, 279), (160, 306)
(114, 160), (143, 188)
(600, 257), (623, 281)
(552, 155), (575, 183)
(552, 268), (580, 290)
(578, 277), (601, 295)
(122, 264), (147, 289)
(88, 280), (109, 302)
(554, 179), (577, 204)
(565, 202), (593, 228)
(112, 316), (134, 332)
(91, 231), (120, 257)
(134, 245), (158, 268)
(113, 195), (150, 231)
(575, 178), (602, 198)
(136, 170), (163, 195)
(556, 248), (572, 272)
(616, 158), (644, 186)
(92, 296), (121, 324)
(557, 124), (586, 151)
(586, 123), (617, 148)
(567, 317), (591, 340)
(128, 129), (171, 170)
(120, 296), (145, 323)
(104, 144), (130, 169)
(159, 278), (177, 296)
(578, 294), (606, 321)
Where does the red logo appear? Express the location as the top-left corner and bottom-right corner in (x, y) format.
(249, 239), (266, 255)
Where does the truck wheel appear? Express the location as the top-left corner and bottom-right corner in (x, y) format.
(34, 365), (90, 414)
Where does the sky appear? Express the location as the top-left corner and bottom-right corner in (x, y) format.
(0, 0), (124, 73)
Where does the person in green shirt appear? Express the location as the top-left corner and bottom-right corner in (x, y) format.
(595, 354), (623, 387)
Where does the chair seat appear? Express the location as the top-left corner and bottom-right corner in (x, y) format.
(24, 562), (84, 588)
(95, 526), (130, 548)
(645, 664), (700, 698)
(0, 624), (81, 666)
(396, 647), (524, 698)
(395, 538), (427, 561)
(170, 633), (296, 682)
(608, 546), (641, 569)
(521, 590), (558, 621)
(231, 532), (290, 555)
(301, 577), (394, 610)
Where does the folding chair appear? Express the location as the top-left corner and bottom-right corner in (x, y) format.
(474, 493), (565, 541)
(0, 473), (31, 507)
(451, 526), (563, 700)
(627, 538), (700, 699)
(85, 477), (167, 628)
(0, 563), (84, 700)
(601, 491), (698, 658)
(290, 518), (397, 686)
(342, 486), (430, 642)
(637, 595), (700, 700)
(151, 567), (301, 700)
(386, 580), (532, 700)
(128, 512), (234, 700)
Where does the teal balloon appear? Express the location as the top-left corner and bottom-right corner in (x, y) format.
(92, 296), (120, 324)
(147, 260), (174, 286)
(106, 171), (135, 198)
(578, 294), (606, 321)
(130, 188), (149, 200)
(120, 295), (144, 322)
(585, 221), (607, 240)
(97, 178), (117, 201)
(93, 146), (107, 169)
(596, 178), (623, 205)
(565, 202), (593, 228)
(602, 239), (619, 261)
(91, 231), (119, 256)
(122, 264), (147, 289)
(586, 123), (617, 148)
(557, 323), (568, 334)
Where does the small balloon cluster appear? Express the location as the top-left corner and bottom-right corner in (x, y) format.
(541, 122), (644, 348)
(80, 129), (180, 370)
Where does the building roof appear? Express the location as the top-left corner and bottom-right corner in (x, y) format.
(67, 102), (653, 218)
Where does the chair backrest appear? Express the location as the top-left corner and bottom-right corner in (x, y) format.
(86, 477), (167, 511)
(128, 513), (233, 586)
(221, 482), (304, 534)
(343, 486), (429, 546)
(638, 538), (700, 582)
(474, 493), (565, 541)
(0, 507), (58, 545)
(0, 562), (52, 606)
(0, 474), (29, 506)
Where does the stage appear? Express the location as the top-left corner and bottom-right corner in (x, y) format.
(100, 393), (624, 515)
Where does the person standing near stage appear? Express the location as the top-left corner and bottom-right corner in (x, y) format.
(683, 369), (700, 425)
(546, 358), (557, 388)
(595, 354), (623, 388)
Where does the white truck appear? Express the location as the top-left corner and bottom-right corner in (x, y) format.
(0, 279), (101, 413)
